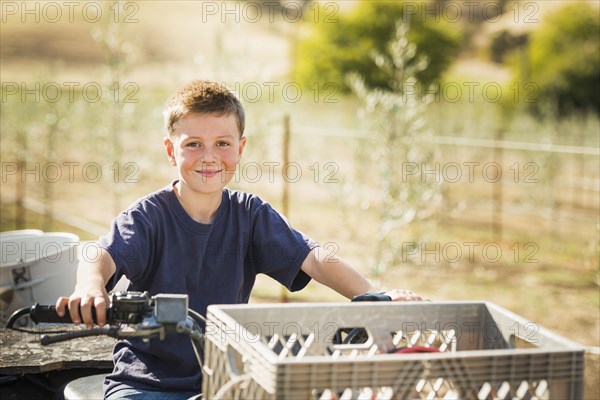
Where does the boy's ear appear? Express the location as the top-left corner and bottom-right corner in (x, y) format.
(237, 136), (247, 162)
(163, 136), (176, 166)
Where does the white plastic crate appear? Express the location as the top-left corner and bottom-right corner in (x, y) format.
(0, 231), (79, 323)
(202, 301), (584, 400)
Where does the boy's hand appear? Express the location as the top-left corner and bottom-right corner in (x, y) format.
(55, 284), (110, 327)
(382, 289), (426, 301)
(55, 247), (116, 327)
(352, 290), (427, 302)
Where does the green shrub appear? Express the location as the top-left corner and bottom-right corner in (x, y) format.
(526, 2), (600, 115)
(294, 1), (460, 93)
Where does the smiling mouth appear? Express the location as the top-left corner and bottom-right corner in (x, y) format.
(196, 169), (223, 177)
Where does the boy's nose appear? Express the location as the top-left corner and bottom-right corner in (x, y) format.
(200, 147), (218, 162)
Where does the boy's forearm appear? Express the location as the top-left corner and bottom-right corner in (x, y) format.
(321, 260), (377, 299)
(301, 248), (376, 299)
(76, 247), (116, 289)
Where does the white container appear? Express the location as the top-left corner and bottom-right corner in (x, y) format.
(0, 229), (44, 238)
(0, 231), (79, 323)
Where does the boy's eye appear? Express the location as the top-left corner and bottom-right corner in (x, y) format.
(216, 141), (230, 147)
(186, 142), (201, 148)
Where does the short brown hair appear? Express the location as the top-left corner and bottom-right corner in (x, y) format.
(164, 80), (245, 137)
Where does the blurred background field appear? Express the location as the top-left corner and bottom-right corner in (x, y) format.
(1, 0), (598, 357)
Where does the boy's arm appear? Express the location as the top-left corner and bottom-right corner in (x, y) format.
(300, 247), (423, 301)
(55, 247), (116, 327)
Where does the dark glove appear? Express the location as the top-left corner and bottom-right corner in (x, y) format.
(351, 292), (392, 302)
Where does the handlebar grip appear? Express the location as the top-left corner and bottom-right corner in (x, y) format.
(29, 303), (103, 324)
(30, 304), (73, 324)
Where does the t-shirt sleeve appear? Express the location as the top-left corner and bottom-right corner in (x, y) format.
(98, 208), (154, 291)
(250, 203), (318, 292)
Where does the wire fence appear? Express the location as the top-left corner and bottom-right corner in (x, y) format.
(259, 120), (600, 235)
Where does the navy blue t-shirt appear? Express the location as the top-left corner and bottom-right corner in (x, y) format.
(99, 182), (315, 396)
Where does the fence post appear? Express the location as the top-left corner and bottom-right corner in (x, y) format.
(492, 128), (503, 240)
(280, 114), (291, 303)
(282, 114), (290, 219)
(15, 128), (29, 230)
(43, 115), (59, 232)
(15, 159), (25, 229)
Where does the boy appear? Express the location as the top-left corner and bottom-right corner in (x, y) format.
(56, 80), (422, 399)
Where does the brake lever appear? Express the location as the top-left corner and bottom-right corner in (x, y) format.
(39, 327), (117, 345)
(39, 314), (168, 345)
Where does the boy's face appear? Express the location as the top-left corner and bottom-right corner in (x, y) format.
(164, 113), (246, 197)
